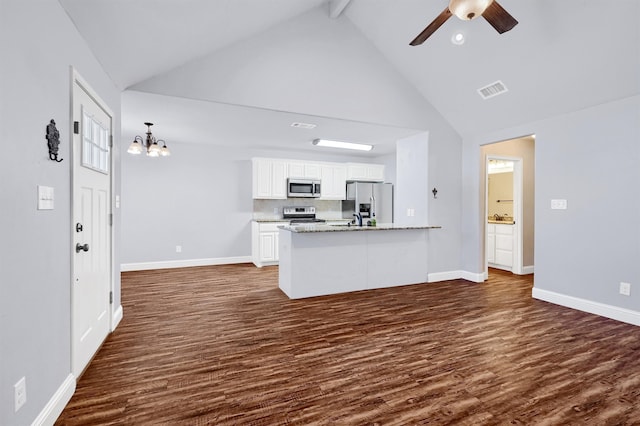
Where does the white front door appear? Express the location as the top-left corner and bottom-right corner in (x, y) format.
(72, 74), (112, 378)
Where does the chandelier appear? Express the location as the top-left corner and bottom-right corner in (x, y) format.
(127, 122), (170, 157)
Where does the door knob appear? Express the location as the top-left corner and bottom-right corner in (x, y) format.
(76, 243), (89, 253)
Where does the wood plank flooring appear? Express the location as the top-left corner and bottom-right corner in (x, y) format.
(56, 266), (640, 425)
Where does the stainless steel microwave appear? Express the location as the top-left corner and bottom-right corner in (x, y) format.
(287, 178), (321, 198)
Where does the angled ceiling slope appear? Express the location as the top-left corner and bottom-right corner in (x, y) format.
(59, 0), (326, 89)
(130, 4), (446, 132)
(345, 0), (640, 138)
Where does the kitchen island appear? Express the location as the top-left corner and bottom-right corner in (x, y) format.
(278, 223), (441, 299)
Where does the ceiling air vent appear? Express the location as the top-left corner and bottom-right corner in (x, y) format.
(478, 80), (508, 100)
(290, 122), (317, 129)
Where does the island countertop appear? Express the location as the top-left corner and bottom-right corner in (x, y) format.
(279, 223), (441, 233)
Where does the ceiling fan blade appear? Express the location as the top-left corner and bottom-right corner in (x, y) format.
(482, 0), (518, 34)
(409, 8), (452, 46)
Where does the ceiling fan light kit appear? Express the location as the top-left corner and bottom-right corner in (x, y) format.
(448, 0), (493, 20)
(410, 0), (518, 46)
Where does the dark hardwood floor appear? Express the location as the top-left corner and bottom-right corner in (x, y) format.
(56, 266), (640, 425)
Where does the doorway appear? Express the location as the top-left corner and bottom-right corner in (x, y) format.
(71, 70), (113, 378)
(482, 135), (535, 279)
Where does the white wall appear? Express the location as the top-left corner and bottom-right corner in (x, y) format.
(395, 128), (463, 277)
(131, 5), (438, 131)
(0, 0), (121, 424)
(120, 142), (382, 267)
(462, 95), (640, 321)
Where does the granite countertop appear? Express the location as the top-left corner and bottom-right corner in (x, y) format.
(253, 218), (352, 223)
(279, 223), (442, 233)
(488, 220), (515, 225)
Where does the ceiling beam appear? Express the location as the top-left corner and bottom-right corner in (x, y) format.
(328, 0), (351, 19)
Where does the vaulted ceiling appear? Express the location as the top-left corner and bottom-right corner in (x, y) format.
(60, 0), (640, 155)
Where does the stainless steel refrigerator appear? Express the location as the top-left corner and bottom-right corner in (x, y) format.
(342, 181), (393, 223)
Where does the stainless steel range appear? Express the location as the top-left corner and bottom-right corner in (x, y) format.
(283, 206), (326, 224)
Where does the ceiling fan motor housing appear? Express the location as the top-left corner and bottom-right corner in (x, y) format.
(449, 0), (494, 20)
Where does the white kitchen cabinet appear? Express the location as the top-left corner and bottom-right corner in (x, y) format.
(487, 223), (513, 270)
(288, 161), (321, 179)
(320, 163), (347, 200)
(252, 158), (287, 199)
(487, 224), (496, 264)
(252, 221), (281, 267)
(346, 162), (385, 182)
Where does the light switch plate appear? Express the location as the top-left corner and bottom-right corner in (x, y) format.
(37, 186), (54, 210)
(550, 199), (567, 210)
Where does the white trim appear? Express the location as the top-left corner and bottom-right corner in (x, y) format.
(460, 270), (485, 283)
(484, 154), (524, 277)
(532, 287), (640, 326)
(70, 68), (114, 379)
(31, 374), (75, 426)
(111, 304), (123, 331)
(121, 256), (252, 272)
(521, 265), (535, 275)
(428, 270), (485, 283)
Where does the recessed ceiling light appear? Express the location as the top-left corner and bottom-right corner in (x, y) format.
(312, 138), (373, 151)
(291, 122), (317, 129)
(451, 32), (465, 45)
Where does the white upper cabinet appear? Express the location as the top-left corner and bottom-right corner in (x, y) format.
(288, 161), (321, 179)
(252, 158), (287, 199)
(346, 162), (385, 182)
(320, 163), (347, 200)
(252, 157), (383, 200)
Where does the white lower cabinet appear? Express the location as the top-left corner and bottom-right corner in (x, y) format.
(252, 222), (281, 267)
(487, 223), (513, 270)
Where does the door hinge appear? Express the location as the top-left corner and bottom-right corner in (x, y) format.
(109, 213), (113, 226)
(109, 291), (113, 304)
(74, 121), (79, 134)
(109, 135), (113, 148)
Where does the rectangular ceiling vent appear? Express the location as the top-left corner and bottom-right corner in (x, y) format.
(478, 80), (508, 100)
(290, 122), (317, 129)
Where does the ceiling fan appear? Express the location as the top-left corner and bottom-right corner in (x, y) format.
(410, 0), (518, 46)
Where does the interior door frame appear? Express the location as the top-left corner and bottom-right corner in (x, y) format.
(69, 67), (115, 375)
(484, 154), (523, 278)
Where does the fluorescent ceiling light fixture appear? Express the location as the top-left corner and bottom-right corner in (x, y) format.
(312, 138), (373, 151)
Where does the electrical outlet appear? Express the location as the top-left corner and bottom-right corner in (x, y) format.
(176, 245), (182, 253)
(14, 377), (26, 412)
(620, 282), (631, 296)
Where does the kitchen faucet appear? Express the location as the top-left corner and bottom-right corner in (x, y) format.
(353, 212), (363, 227)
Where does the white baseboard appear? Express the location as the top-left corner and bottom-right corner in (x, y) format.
(460, 270), (485, 283)
(428, 270), (485, 283)
(32, 373), (75, 426)
(532, 287), (640, 326)
(121, 256), (252, 272)
(112, 304), (123, 331)
(521, 265), (535, 274)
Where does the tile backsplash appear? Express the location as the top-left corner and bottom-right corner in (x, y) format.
(253, 199), (343, 220)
